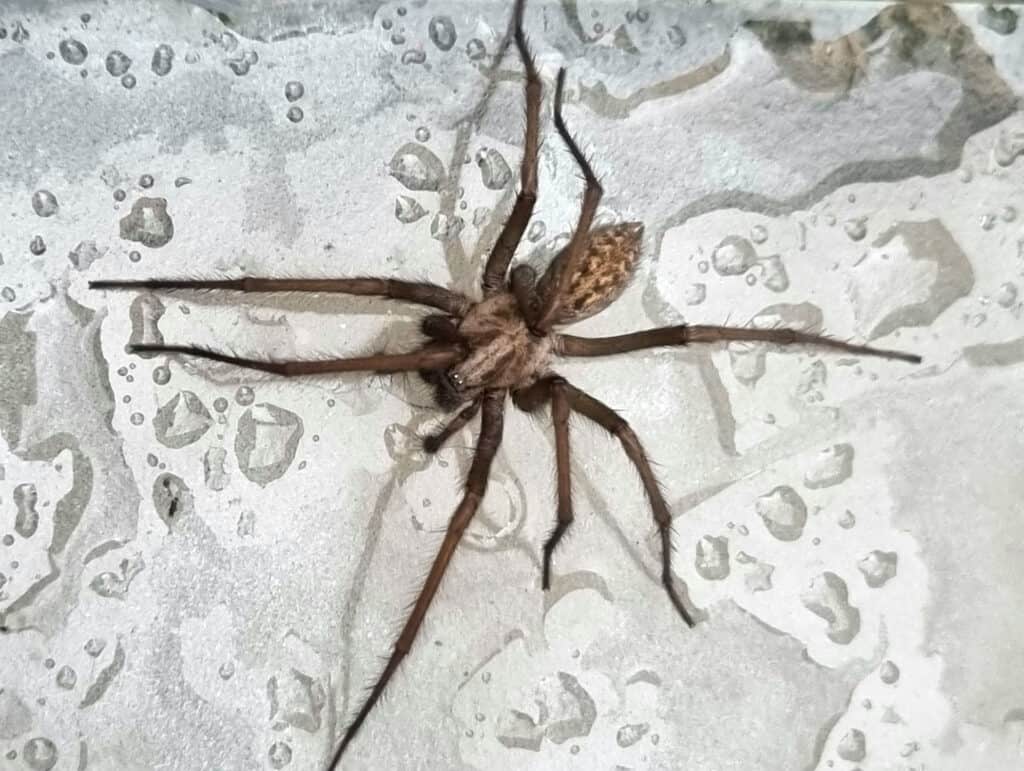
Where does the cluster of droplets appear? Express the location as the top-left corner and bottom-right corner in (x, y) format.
(284, 79), (304, 123)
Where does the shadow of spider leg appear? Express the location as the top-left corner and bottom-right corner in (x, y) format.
(513, 375), (696, 627)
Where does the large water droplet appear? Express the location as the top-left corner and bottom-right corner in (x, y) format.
(695, 535), (730, 580)
(59, 38), (88, 65)
(836, 729), (866, 762)
(31, 190), (58, 217)
(755, 486), (807, 541)
(119, 197), (174, 248)
(857, 550), (897, 587)
(760, 255), (789, 292)
(801, 572), (860, 644)
(235, 403), (304, 486)
(22, 737), (57, 771)
(394, 195), (427, 224)
(428, 15), (457, 51)
(389, 142), (445, 191)
(154, 391), (213, 449)
(711, 236), (757, 275)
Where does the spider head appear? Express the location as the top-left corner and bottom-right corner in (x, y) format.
(420, 366), (475, 410)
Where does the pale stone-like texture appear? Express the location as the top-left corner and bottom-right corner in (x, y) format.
(1, 2), (1022, 770)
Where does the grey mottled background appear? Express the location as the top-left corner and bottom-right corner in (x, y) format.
(1, 1), (1023, 770)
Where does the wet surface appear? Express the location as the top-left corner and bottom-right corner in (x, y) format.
(0, 1), (1022, 770)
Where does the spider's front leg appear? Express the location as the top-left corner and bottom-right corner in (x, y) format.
(329, 391), (506, 768)
(513, 376), (572, 589)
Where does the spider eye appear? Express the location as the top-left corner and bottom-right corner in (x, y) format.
(449, 371), (465, 388)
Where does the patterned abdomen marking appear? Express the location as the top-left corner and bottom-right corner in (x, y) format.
(538, 222), (644, 324)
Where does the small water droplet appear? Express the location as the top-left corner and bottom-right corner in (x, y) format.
(106, 50), (132, 76)
(390, 33), (406, 46)
(466, 38), (486, 60)
(12, 22), (30, 44)
(121, 73), (136, 89)
(84, 637), (107, 657)
(394, 195), (427, 224)
(32, 190), (59, 217)
(1000, 205), (1017, 222)
(153, 365), (171, 385)
(284, 80), (304, 101)
(113, 189), (126, 202)
(59, 38), (88, 65)
(711, 236), (756, 275)
(56, 665), (77, 689)
(129, 412), (145, 426)
(30, 235), (46, 255)
(428, 15), (457, 51)
(981, 213), (997, 231)
(219, 661), (235, 679)
(526, 220), (546, 241)
(414, 126), (431, 142)
(139, 174), (154, 188)
(286, 106), (304, 123)
(402, 49), (427, 65)
(958, 167), (973, 182)
(174, 177), (191, 187)
(268, 741), (292, 769)
(128, 250), (142, 263)
(235, 385), (255, 406)
(750, 224), (768, 243)
(481, 671), (491, 683)
(837, 729), (866, 762)
(880, 661), (899, 683)
(475, 147), (512, 189)
(843, 218), (867, 241)
(151, 43), (174, 76)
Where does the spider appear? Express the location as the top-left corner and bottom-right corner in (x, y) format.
(90, 0), (921, 767)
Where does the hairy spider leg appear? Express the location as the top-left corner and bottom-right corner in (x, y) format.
(126, 344), (460, 377)
(481, 0), (541, 296)
(532, 68), (604, 331)
(422, 399), (482, 453)
(328, 392), (506, 769)
(89, 277), (471, 317)
(512, 376), (573, 589)
(555, 324), (922, 364)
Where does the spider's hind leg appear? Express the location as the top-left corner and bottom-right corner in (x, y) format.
(513, 376), (573, 590)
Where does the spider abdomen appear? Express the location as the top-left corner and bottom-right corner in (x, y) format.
(538, 221), (644, 324)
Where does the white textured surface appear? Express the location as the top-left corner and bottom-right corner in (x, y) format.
(1, 2), (1023, 770)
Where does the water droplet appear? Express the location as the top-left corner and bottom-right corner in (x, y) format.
(120, 197), (174, 248)
(113, 188), (126, 201)
(857, 550), (897, 587)
(23, 737), (57, 771)
(121, 73), (136, 89)
(1001, 205), (1017, 222)
(958, 167), (972, 182)
(150, 43), (174, 76)
(476, 147), (512, 189)
(749, 224), (768, 244)
(59, 38), (88, 65)
(139, 174), (154, 188)
(30, 235), (46, 255)
(2, 534), (13, 545)
(401, 49), (427, 65)
(56, 665), (77, 689)
(268, 741), (292, 769)
(695, 535), (730, 580)
(128, 250), (142, 263)
(994, 129), (1024, 167)
(756, 486), (807, 541)
(219, 661), (235, 680)
(801, 572), (860, 644)
(389, 143), (445, 191)
(286, 106), (304, 123)
(430, 212), (464, 241)
(667, 24), (686, 47)
(761, 255), (789, 292)
(804, 444), (854, 489)
(745, 272), (757, 286)
(1, 287), (15, 302)
(711, 236), (757, 275)
(837, 729), (866, 762)
(129, 412), (144, 426)
(84, 637), (106, 657)
(152, 365), (171, 385)
(31, 190), (59, 217)
(979, 5), (1018, 35)
(844, 218), (867, 241)
(396, 6), (407, 16)
(12, 22), (30, 44)
(394, 195), (427, 224)
(466, 38), (486, 60)
(284, 80), (304, 101)
(428, 15), (457, 51)
(414, 125), (431, 143)
(616, 722), (650, 748)
(154, 391), (213, 448)
(105, 50), (132, 76)
(235, 385), (255, 406)
(879, 660), (900, 684)
(236, 404), (304, 485)
(838, 509), (856, 529)
(981, 213), (997, 231)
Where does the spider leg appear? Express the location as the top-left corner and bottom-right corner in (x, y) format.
(512, 376), (573, 589)
(422, 399), (482, 454)
(555, 324), (921, 364)
(555, 378), (695, 627)
(510, 264), (539, 325)
(532, 68), (604, 332)
(329, 391), (505, 768)
(420, 314), (464, 344)
(89, 277), (471, 317)
(481, 0), (540, 296)
(128, 344), (460, 376)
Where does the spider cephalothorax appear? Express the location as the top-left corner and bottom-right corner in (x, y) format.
(89, 1), (920, 768)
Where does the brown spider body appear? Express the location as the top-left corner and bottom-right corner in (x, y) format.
(86, 1), (922, 766)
